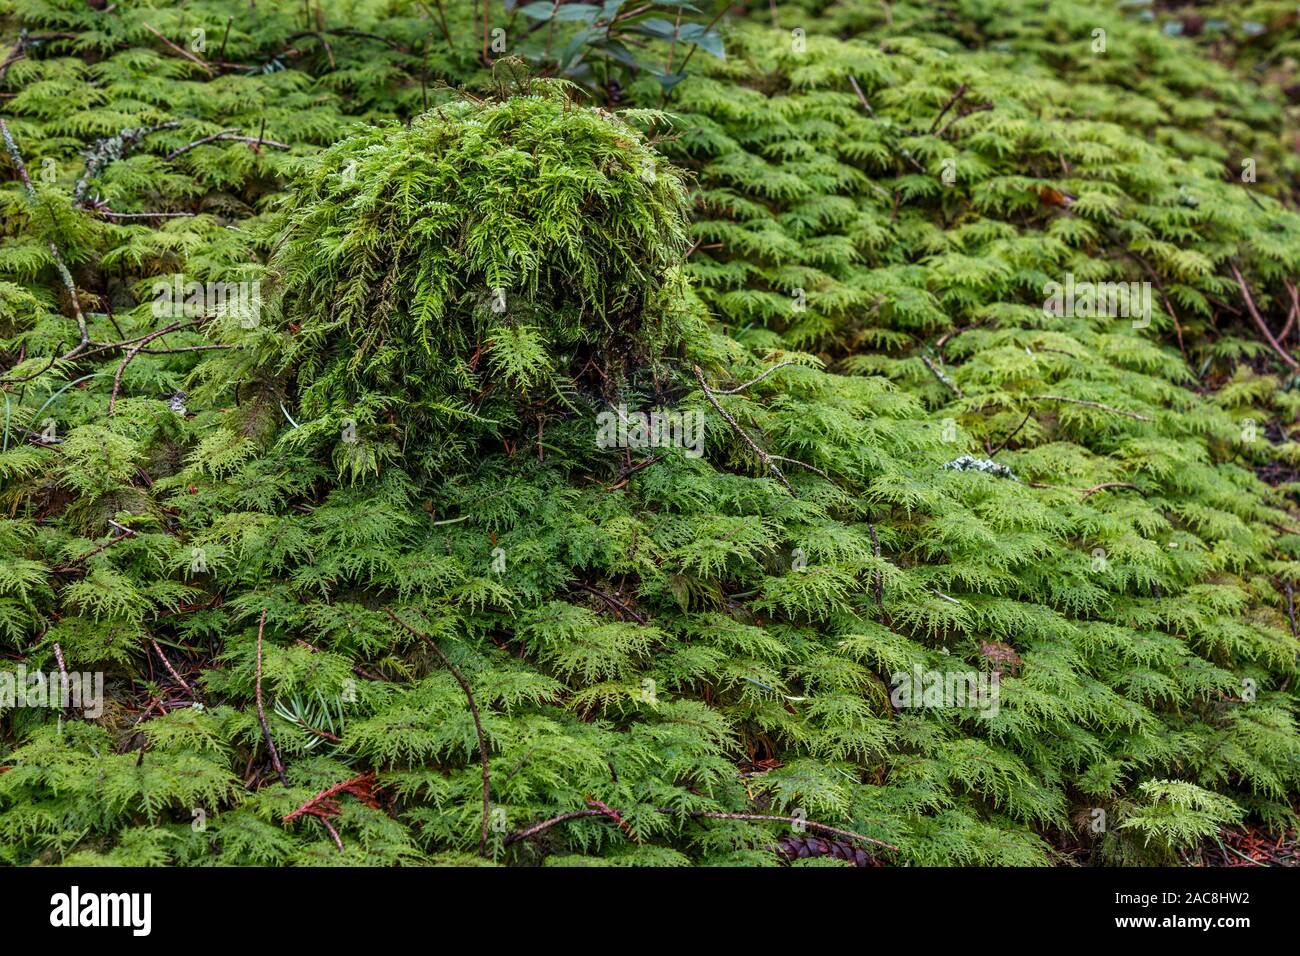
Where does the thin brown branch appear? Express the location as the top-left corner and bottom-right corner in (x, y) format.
(676, 1), (730, 74)
(504, 809), (604, 845)
(94, 209), (196, 220)
(52, 641), (69, 715)
(847, 75), (876, 117)
(921, 355), (964, 398)
(142, 22), (216, 75)
(1079, 481), (1140, 501)
(164, 129), (235, 160)
(989, 409), (1032, 457)
(575, 582), (648, 625)
(0, 349), (61, 385)
(1029, 395), (1152, 422)
(505, 806), (899, 853)
(694, 364), (795, 495)
(1230, 261), (1299, 371)
(1127, 249), (1187, 362)
(1280, 280), (1299, 344)
(928, 83), (967, 134)
(52, 522), (137, 572)
(149, 636), (197, 700)
(255, 609), (289, 787)
(604, 453), (665, 490)
(1285, 582), (1298, 638)
(385, 608), (490, 857)
(934, 102), (992, 139)
(716, 361), (799, 394)
(320, 816), (345, 852)
(0, 117), (89, 349)
(106, 318), (222, 413)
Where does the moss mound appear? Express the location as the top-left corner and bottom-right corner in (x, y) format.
(228, 87), (694, 477)
(1, 1), (1299, 869)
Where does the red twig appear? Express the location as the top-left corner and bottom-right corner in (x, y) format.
(283, 772), (379, 823)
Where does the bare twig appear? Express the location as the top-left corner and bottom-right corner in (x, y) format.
(988, 409), (1032, 457)
(1277, 280), (1300, 344)
(149, 636), (197, 699)
(164, 129), (236, 160)
(93, 209), (195, 220)
(320, 817), (345, 852)
(928, 83), (967, 134)
(106, 318), (219, 413)
(676, 1), (730, 74)
(604, 453), (665, 490)
(1029, 395), (1152, 422)
(385, 608), (490, 857)
(921, 355), (964, 398)
(1078, 481), (1140, 501)
(52, 522), (137, 571)
(142, 22), (215, 75)
(0, 117), (89, 349)
(576, 582), (648, 625)
(847, 75), (876, 117)
(1285, 582), (1297, 638)
(505, 806), (899, 853)
(504, 809), (603, 844)
(255, 609), (289, 787)
(694, 365), (795, 495)
(933, 102), (992, 139)
(716, 361), (799, 394)
(52, 641), (69, 715)
(1230, 261), (1299, 371)
(868, 521), (883, 613)
(0, 349), (61, 385)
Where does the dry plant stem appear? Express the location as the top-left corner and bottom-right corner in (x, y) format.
(166, 130), (291, 160)
(929, 83), (967, 133)
(255, 609), (290, 787)
(676, 1), (730, 74)
(108, 320), (212, 413)
(384, 608), (490, 857)
(506, 807), (899, 853)
(0, 118), (89, 349)
(717, 361), (799, 394)
(149, 637), (196, 699)
(694, 365), (795, 495)
(53, 522), (136, 571)
(921, 355), (963, 397)
(848, 75), (875, 116)
(1079, 481), (1140, 501)
(1281, 280), (1300, 343)
(1286, 583), (1298, 638)
(576, 582), (647, 625)
(142, 22), (215, 75)
(1030, 395), (1152, 421)
(989, 409), (1032, 457)
(320, 817), (345, 852)
(1231, 261), (1300, 371)
(52, 640), (69, 687)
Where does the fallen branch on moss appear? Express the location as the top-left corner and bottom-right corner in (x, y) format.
(505, 806), (900, 854)
(385, 607), (491, 857)
(254, 609), (289, 788)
